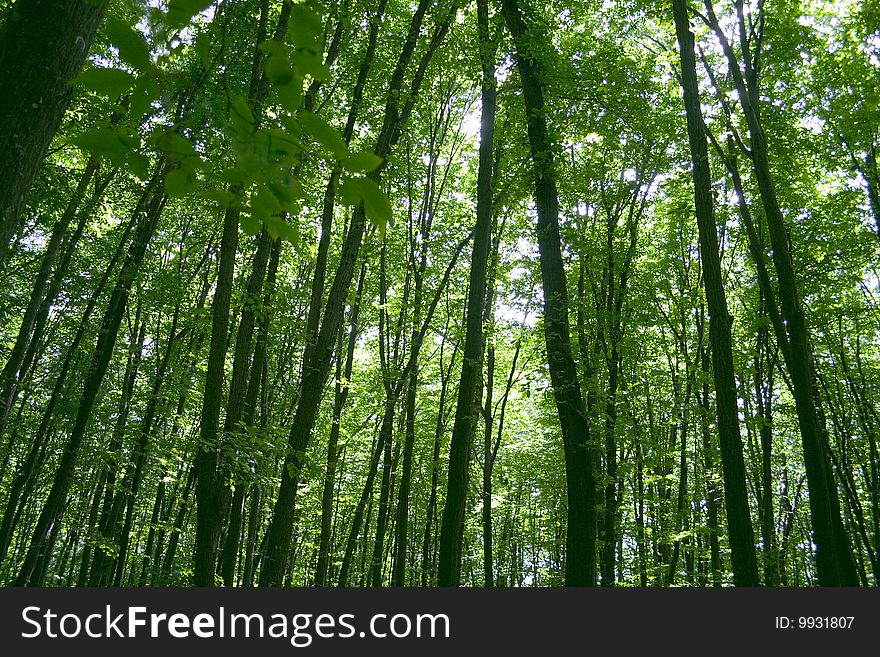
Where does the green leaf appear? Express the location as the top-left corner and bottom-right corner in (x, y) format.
(276, 81), (304, 113)
(266, 53), (296, 86)
(169, 133), (199, 160)
(74, 67), (135, 98)
(295, 49), (330, 81)
(166, 0), (213, 28)
(74, 127), (150, 180)
(229, 156), (261, 183)
(258, 40), (286, 58)
(265, 128), (302, 158)
(165, 168), (193, 197)
(127, 151), (151, 181)
(266, 215), (298, 242)
(267, 178), (302, 207)
(229, 96), (256, 138)
(298, 112), (347, 159)
(252, 185), (282, 218)
(338, 177), (363, 206)
(280, 115), (303, 136)
(73, 127), (130, 160)
(194, 29), (212, 68)
(129, 76), (160, 119)
(359, 177), (393, 231)
(240, 212), (262, 236)
(204, 188), (235, 207)
(344, 151), (383, 173)
(289, 6), (322, 48)
(106, 17), (152, 71)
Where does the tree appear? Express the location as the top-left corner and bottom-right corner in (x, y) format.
(670, 0), (759, 586)
(0, 0), (107, 270)
(501, 0), (597, 586)
(0, 0), (875, 590)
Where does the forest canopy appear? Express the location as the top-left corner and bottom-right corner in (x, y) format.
(0, 0), (877, 588)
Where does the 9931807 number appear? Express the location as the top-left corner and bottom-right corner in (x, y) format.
(798, 617), (854, 629)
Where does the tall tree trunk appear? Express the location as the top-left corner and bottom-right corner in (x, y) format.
(215, 230), (273, 586)
(597, 193), (641, 586)
(421, 336), (458, 585)
(698, 339), (723, 586)
(437, 0), (497, 587)
(112, 321), (196, 586)
(671, 0), (760, 586)
(369, 395), (397, 587)
(259, 0), (455, 585)
(0, 155), (101, 438)
(391, 303), (420, 588)
(753, 327), (780, 586)
(338, 427), (386, 586)
(0, 215), (133, 567)
(314, 266), (366, 586)
(702, 0), (857, 587)
(193, 0), (287, 586)
(160, 466), (196, 584)
(389, 91), (460, 586)
(87, 308), (148, 585)
(501, 0), (597, 586)
(481, 331), (496, 588)
(15, 165), (168, 586)
(0, 0), (107, 269)
(138, 477), (164, 585)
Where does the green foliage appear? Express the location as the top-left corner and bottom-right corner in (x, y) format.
(299, 112), (348, 159)
(73, 126), (149, 179)
(0, 0), (877, 591)
(165, 0), (214, 29)
(74, 66), (136, 98)
(106, 16), (153, 72)
(344, 151), (384, 174)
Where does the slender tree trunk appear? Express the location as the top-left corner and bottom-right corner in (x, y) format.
(15, 165), (168, 586)
(112, 327), (195, 586)
(391, 309), (420, 588)
(0, 155), (100, 438)
(501, 0), (597, 586)
(75, 473), (106, 586)
(138, 478), (165, 585)
(481, 334), (496, 588)
(437, 0), (497, 587)
(215, 231), (273, 586)
(160, 466), (196, 584)
(338, 428), (385, 586)
(421, 338), (458, 585)
(313, 264), (365, 586)
(671, 0), (759, 586)
(260, 0), (456, 585)
(242, 483), (262, 588)
(88, 309), (148, 585)
(0, 214), (133, 567)
(698, 339), (723, 586)
(194, 1), (287, 585)
(0, 0), (107, 269)
(369, 398), (397, 586)
(753, 329), (780, 586)
(702, 0), (857, 587)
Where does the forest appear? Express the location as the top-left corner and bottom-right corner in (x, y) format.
(0, 0), (877, 588)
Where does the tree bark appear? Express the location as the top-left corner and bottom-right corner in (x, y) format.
(0, 0), (107, 269)
(314, 264), (366, 586)
(259, 0), (455, 585)
(437, 0), (497, 587)
(501, 0), (597, 586)
(702, 0), (858, 586)
(15, 165), (168, 586)
(671, 0), (759, 586)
